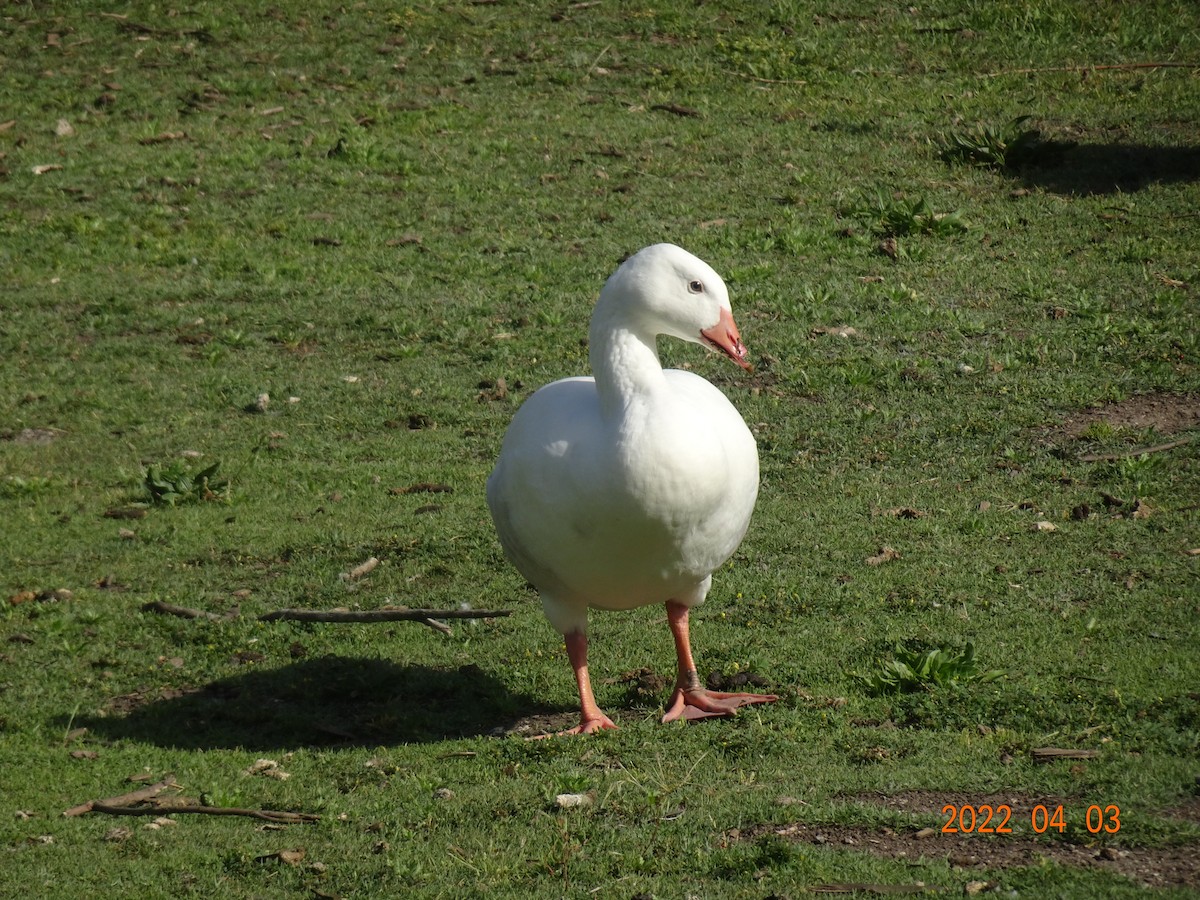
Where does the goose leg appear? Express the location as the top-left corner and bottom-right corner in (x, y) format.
(662, 600), (779, 723)
(549, 631), (618, 737)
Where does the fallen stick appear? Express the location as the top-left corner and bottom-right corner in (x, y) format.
(258, 607), (511, 623)
(1031, 747), (1101, 761)
(983, 61), (1200, 78)
(141, 600), (224, 621)
(63, 776), (177, 817)
(90, 802), (318, 824)
(1077, 437), (1192, 463)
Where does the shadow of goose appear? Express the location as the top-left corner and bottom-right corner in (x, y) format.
(74, 656), (555, 750)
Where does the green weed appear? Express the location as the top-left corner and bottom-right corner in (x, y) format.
(850, 192), (970, 238)
(857, 642), (1006, 695)
(936, 115), (1042, 170)
(144, 460), (230, 506)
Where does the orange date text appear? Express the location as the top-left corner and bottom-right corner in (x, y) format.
(941, 803), (1121, 835)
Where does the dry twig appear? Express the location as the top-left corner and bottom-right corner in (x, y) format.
(983, 61), (1200, 78)
(90, 802), (318, 824)
(259, 606), (509, 634)
(63, 776), (177, 817)
(1077, 437), (1192, 463)
(141, 600), (224, 621)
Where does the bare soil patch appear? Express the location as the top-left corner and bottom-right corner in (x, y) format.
(732, 822), (1198, 889)
(728, 791), (1200, 889)
(1058, 392), (1200, 438)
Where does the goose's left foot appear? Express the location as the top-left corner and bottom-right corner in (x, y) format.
(662, 687), (777, 722)
(662, 600), (778, 723)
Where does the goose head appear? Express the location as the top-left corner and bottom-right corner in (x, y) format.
(596, 243), (751, 371)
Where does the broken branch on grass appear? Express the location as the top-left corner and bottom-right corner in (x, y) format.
(982, 61), (1200, 78)
(63, 776), (177, 817)
(258, 606), (509, 635)
(1077, 437), (1192, 463)
(1031, 747), (1101, 761)
(721, 68), (808, 86)
(258, 607), (511, 623)
(90, 802), (318, 824)
(141, 600), (225, 621)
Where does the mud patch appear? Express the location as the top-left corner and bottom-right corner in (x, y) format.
(732, 821), (1198, 889)
(1058, 392), (1200, 438)
(732, 791), (1200, 889)
(2, 427), (65, 445)
(499, 711), (582, 737)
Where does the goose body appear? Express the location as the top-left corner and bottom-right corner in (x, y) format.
(487, 244), (776, 734)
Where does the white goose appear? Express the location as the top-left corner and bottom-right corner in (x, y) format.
(487, 244), (776, 735)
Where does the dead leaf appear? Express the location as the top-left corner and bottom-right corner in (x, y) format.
(1033, 520), (1058, 532)
(1131, 499), (1153, 519)
(652, 103), (701, 118)
(104, 827), (132, 842)
(811, 325), (859, 339)
(340, 557), (379, 581)
(385, 232), (423, 247)
(139, 131), (187, 145)
(32, 164), (64, 175)
(389, 483), (453, 495)
(257, 848), (306, 866)
(70, 750), (99, 760)
(865, 547), (900, 566)
(880, 507), (923, 519)
(55, 119), (74, 137)
(245, 759), (291, 780)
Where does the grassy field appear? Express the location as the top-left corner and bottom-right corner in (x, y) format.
(2, 1), (1198, 896)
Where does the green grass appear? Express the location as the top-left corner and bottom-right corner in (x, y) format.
(2, 1), (1199, 897)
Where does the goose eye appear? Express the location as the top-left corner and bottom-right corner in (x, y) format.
(687, 279), (704, 294)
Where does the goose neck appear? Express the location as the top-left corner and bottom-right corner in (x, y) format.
(588, 314), (666, 417)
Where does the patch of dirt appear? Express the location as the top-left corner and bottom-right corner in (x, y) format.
(2, 427), (65, 445)
(1059, 392), (1200, 438)
(104, 685), (201, 716)
(1163, 796), (1200, 825)
(732, 822), (1198, 889)
(499, 711), (581, 737)
(731, 791), (1200, 889)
